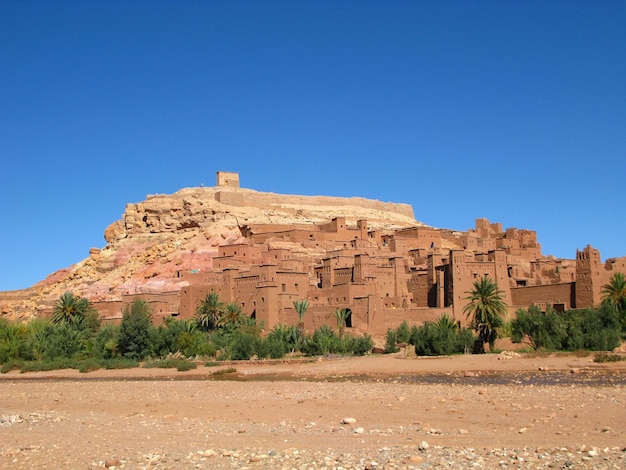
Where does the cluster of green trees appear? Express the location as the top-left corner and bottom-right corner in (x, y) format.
(512, 272), (626, 351)
(0, 292), (373, 371)
(385, 316), (476, 356)
(384, 276), (507, 356)
(385, 273), (626, 356)
(1, 273), (625, 370)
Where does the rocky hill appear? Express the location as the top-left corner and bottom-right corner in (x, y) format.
(0, 185), (422, 320)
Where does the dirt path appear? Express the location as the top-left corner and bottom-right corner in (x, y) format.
(1, 353), (625, 469)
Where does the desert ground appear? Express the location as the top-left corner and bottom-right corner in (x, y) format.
(1, 352), (626, 469)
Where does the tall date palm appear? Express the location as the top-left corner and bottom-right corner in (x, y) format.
(462, 277), (506, 353)
(601, 272), (626, 314)
(195, 291), (225, 332)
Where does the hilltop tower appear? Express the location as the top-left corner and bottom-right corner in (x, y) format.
(216, 171), (240, 188)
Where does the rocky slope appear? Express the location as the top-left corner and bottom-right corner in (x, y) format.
(0, 185), (422, 320)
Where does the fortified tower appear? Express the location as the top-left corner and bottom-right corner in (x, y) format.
(216, 171), (240, 188)
(575, 245), (602, 308)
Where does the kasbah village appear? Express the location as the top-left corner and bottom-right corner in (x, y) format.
(2, 171), (625, 337)
(3, 172), (626, 470)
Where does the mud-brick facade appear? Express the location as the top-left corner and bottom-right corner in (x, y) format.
(575, 245), (626, 309)
(101, 213), (626, 334)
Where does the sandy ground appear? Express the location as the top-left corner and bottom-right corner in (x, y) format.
(1, 352), (626, 469)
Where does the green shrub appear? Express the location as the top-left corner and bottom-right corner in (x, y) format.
(99, 357), (139, 369)
(118, 299), (152, 360)
(175, 360), (197, 371)
(580, 304), (621, 351)
(78, 358), (102, 373)
(229, 332), (256, 360)
(92, 324), (120, 359)
(410, 315), (476, 356)
(300, 325), (343, 356)
(17, 358), (78, 372)
(512, 304), (621, 352)
(511, 305), (567, 350)
(396, 321), (411, 343)
(266, 324), (300, 353)
(1, 359), (24, 374)
(593, 353), (626, 363)
(0, 321), (29, 362)
(384, 329), (399, 353)
(347, 334), (374, 356)
(256, 336), (286, 359)
(143, 357), (197, 371)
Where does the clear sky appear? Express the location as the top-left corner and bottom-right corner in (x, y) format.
(1, 1), (625, 291)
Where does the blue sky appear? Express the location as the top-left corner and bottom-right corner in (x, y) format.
(1, 1), (624, 291)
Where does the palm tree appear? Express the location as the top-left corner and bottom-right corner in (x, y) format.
(333, 307), (350, 336)
(293, 299), (309, 336)
(462, 277), (507, 353)
(601, 272), (626, 313)
(51, 292), (96, 325)
(219, 302), (245, 329)
(435, 313), (458, 331)
(195, 292), (225, 331)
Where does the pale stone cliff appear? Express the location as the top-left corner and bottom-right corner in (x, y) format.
(0, 186), (422, 320)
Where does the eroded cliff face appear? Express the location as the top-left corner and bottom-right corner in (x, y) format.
(0, 186), (421, 320)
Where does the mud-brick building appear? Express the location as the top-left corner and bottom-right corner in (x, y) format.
(107, 212), (626, 334)
(576, 245), (626, 309)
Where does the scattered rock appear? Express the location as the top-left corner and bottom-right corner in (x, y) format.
(104, 458), (121, 468)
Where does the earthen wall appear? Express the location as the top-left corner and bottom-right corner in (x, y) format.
(510, 283), (575, 310)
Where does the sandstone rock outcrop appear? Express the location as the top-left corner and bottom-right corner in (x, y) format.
(0, 185), (422, 320)
(122, 186), (417, 236)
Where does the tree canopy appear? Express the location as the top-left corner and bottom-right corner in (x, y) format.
(463, 277), (506, 353)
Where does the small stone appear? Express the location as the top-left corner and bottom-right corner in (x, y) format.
(587, 450), (598, 457)
(104, 459), (121, 468)
(354, 427), (364, 434)
(418, 441), (430, 451)
(341, 417), (357, 425)
(458, 429), (469, 435)
(518, 427), (528, 434)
